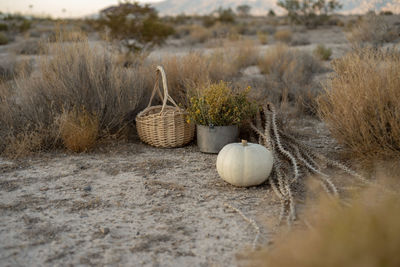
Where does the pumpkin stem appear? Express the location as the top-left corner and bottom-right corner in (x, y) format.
(241, 140), (248, 146)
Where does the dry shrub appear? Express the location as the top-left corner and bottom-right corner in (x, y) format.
(3, 132), (45, 158)
(248, 185), (400, 267)
(232, 40), (260, 69)
(347, 13), (398, 47)
(58, 108), (99, 152)
(208, 40), (260, 80)
(0, 54), (18, 82)
(187, 24), (212, 44)
(0, 32), (148, 156)
(274, 29), (292, 43)
(207, 48), (242, 82)
(13, 39), (46, 55)
(158, 52), (210, 106)
(318, 48), (400, 161)
(158, 43), (260, 107)
(210, 22), (237, 39)
(0, 54), (33, 82)
(257, 32), (268, 45)
(313, 44), (332, 60)
(258, 44), (324, 112)
(0, 32), (9, 45)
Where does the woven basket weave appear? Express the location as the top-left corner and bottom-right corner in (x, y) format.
(136, 66), (195, 148)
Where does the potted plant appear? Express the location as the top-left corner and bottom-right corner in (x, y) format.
(187, 81), (257, 153)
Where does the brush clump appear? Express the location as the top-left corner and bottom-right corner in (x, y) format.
(58, 107), (99, 153)
(248, 185), (400, 267)
(318, 48), (400, 161)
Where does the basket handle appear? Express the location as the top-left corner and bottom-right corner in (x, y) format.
(146, 66), (180, 113)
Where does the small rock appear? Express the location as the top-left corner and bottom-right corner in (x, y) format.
(39, 187), (49, 191)
(83, 185), (92, 192)
(100, 227), (110, 235)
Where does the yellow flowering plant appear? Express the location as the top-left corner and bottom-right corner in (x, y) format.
(187, 81), (257, 126)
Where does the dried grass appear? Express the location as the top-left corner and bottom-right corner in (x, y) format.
(0, 54), (33, 82)
(318, 48), (400, 161)
(157, 42), (260, 107)
(347, 13), (398, 48)
(158, 52), (210, 107)
(313, 44), (332, 61)
(0, 32), (149, 156)
(248, 183), (400, 267)
(57, 107), (99, 152)
(258, 44), (324, 112)
(187, 25), (212, 44)
(274, 29), (292, 44)
(257, 32), (268, 45)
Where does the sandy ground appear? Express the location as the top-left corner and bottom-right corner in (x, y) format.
(0, 142), (280, 266)
(0, 117), (338, 267)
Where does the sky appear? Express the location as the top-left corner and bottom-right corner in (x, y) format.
(0, 0), (163, 18)
(1, 0), (399, 18)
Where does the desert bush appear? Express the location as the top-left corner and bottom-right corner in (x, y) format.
(207, 41), (260, 80)
(348, 13), (398, 48)
(18, 19), (31, 33)
(58, 107), (99, 152)
(158, 52), (210, 107)
(172, 25), (191, 39)
(278, 0), (342, 28)
(209, 22), (236, 39)
(258, 44), (324, 112)
(13, 39), (45, 55)
(0, 54), (17, 81)
(0, 32), (9, 45)
(0, 34), (149, 156)
(313, 44), (332, 60)
(230, 40), (260, 70)
(216, 7), (235, 24)
(157, 42), (259, 108)
(274, 29), (292, 43)
(97, 1), (174, 52)
(257, 32), (268, 45)
(207, 48), (240, 81)
(187, 25), (212, 44)
(0, 55), (33, 82)
(318, 48), (400, 161)
(202, 15), (216, 28)
(0, 23), (8, 31)
(259, 25), (276, 35)
(248, 185), (400, 267)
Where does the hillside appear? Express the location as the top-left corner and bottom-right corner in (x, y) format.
(151, 0), (399, 16)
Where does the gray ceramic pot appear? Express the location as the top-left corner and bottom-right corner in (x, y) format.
(196, 124), (239, 154)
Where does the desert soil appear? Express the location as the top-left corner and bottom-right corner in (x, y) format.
(0, 117), (338, 267)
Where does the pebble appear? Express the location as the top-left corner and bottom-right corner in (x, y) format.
(100, 227), (110, 235)
(83, 185), (92, 192)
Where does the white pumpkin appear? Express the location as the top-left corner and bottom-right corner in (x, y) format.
(216, 140), (273, 187)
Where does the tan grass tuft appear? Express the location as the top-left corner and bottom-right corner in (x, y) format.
(274, 29), (293, 43)
(58, 107), (99, 153)
(247, 184), (400, 267)
(318, 48), (400, 161)
(258, 44), (324, 112)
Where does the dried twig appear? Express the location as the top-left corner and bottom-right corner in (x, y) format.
(224, 203), (261, 250)
(250, 102), (370, 226)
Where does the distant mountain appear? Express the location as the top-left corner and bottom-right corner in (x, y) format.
(151, 0), (400, 16)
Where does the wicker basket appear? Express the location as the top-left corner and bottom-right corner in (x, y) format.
(136, 66), (195, 148)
